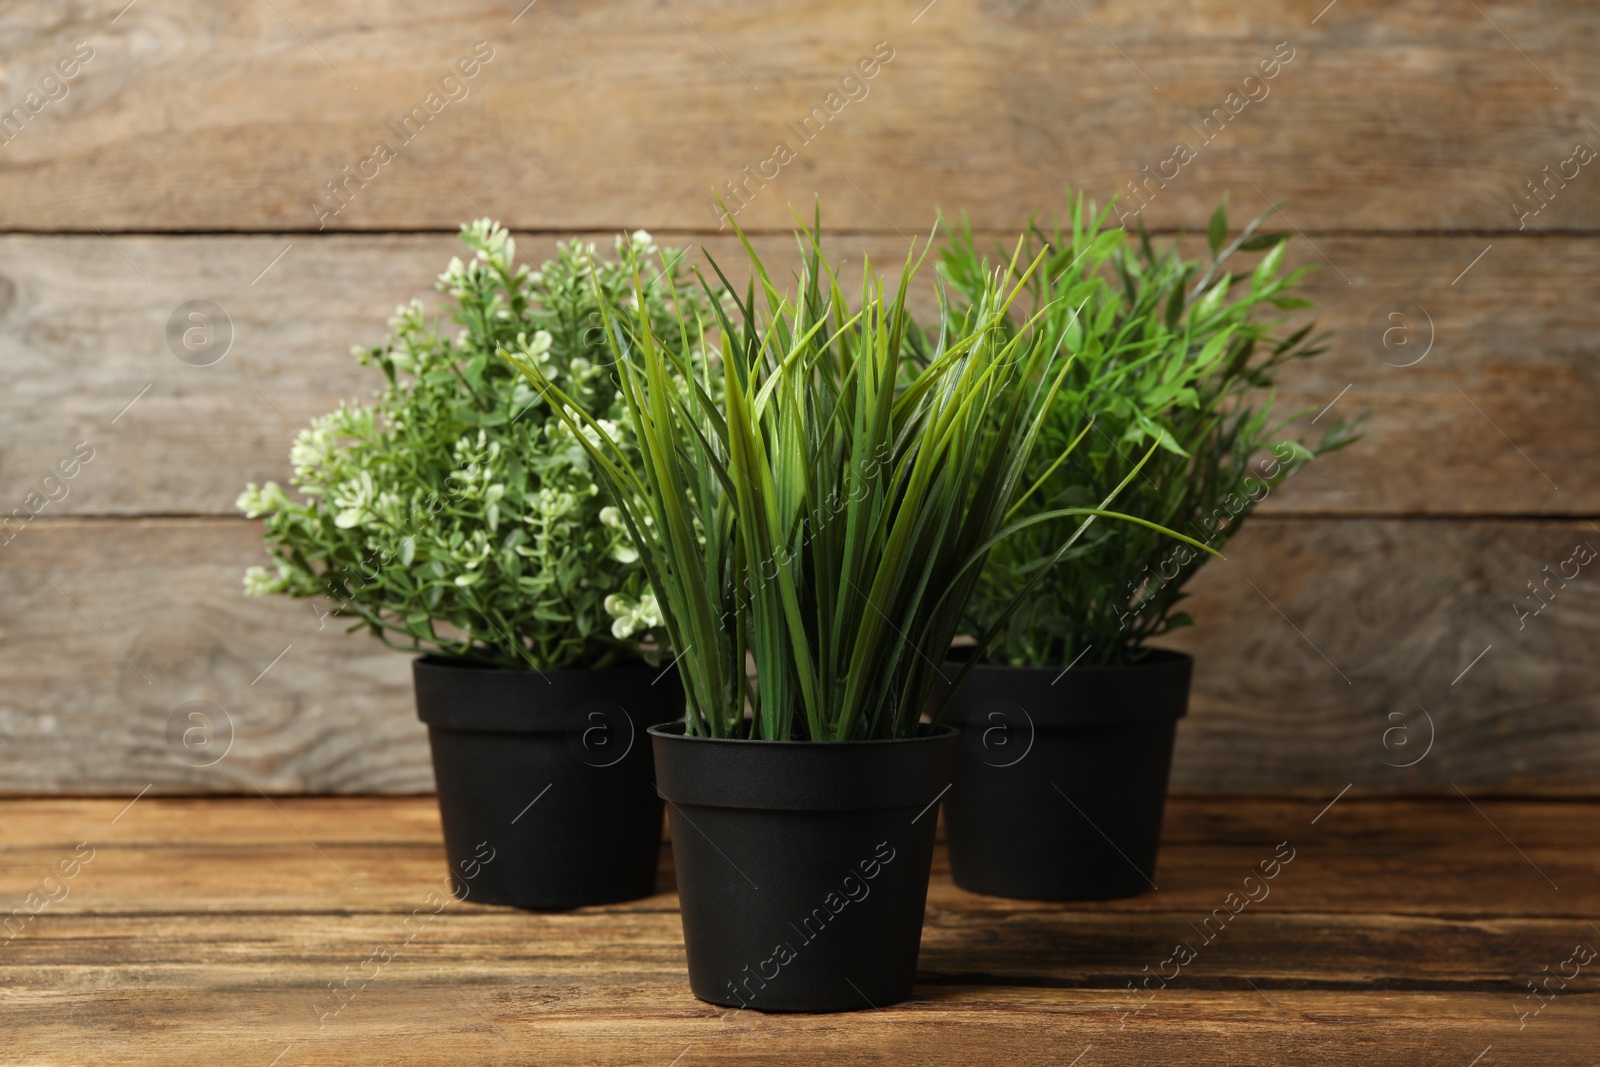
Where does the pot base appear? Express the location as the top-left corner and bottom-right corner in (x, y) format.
(941, 652), (1189, 902)
(652, 723), (955, 1013)
(416, 657), (682, 910)
(947, 720), (1177, 901)
(670, 806), (937, 1012)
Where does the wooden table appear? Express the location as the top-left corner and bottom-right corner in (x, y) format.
(2, 796), (1596, 1065)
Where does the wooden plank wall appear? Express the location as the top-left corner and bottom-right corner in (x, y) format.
(1, 0), (1595, 794)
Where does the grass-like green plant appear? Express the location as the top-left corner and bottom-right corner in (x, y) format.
(508, 214), (1216, 740)
(236, 221), (707, 670)
(941, 194), (1360, 668)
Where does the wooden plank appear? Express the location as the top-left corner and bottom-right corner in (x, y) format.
(4, 516), (1600, 795)
(1, 798), (1596, 1066)
(2, 232), (1596, 519)
(6, 798), (1596, 917)
(2, 827), (1594, 920)
(1159, 515), (1600, 796)
(0, 986), (1590, 1067)
(0, 797), (447, 849)
(0, 231), (902, 521)
(7, 909), (1597, 990)
(9, 793), (1591, 850)
(0, 2), (1594, 234)
(0, 518), (427, 795)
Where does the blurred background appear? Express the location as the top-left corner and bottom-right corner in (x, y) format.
(2, 0), (1595, 797)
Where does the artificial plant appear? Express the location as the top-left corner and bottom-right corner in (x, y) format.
(236, 221), (706, 670)
(942, 194), (1360, 668)
(509, 212), (1214, 739)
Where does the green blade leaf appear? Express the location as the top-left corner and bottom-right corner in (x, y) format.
(1207, 199), (1228, 256)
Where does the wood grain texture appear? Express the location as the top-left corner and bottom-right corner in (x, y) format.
(0, 1), (1595, 234)
(0, 518), (425, 795)
(1, 0), (1597, 796)
(1158, 514), (1600, 795)
(3, 516), (1598, 795)
(1, 232), (1594, 519)
(1, 797), (1595, 1065)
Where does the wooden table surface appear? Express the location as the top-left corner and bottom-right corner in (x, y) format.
(2, 795), (1596, 1066)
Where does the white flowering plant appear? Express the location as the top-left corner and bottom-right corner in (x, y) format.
(237, 220), (706, 670)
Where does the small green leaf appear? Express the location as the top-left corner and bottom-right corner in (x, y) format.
(1193, 273), (1232, 320)
(1253, 241), (1287, 290)
(1194, 331), (1231, 370)
(1239, 232), (1288, 253)
(1164, 284), (1185, 329)
(1206, 200), (1228, 256)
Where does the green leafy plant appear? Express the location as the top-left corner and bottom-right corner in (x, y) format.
(941, 193), (1360, 668)
(236, 220), (708, 670)
(509, 213), (1216, 740)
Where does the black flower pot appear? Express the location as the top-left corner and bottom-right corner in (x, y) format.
(938, 650), (1191, 901)
(414, 656), (683, 909)
(650, 723), (956, 1013)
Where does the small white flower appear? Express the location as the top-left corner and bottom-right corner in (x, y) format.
(290, 421), (336, 477)
(387, 298), (425, 333)
(438, 256), (467, 286)
(236, 484), (264, 517)
(332, 471), (377, 529)
(237, 481), (291, 518)
(603, 591), (662, 638)
(243, 565), (283, 597)
(635, 593), (663, 628)
(600, 506), (638, 561)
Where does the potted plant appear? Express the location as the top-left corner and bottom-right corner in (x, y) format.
(235, 221), (702, 908)
(512, 213), (1211, 1009)
(934, 195), (1360, 900)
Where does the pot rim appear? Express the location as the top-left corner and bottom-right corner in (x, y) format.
(945, 647), (1192, 678)
(647, 721), (957, 746)
(650, 721), (957, 811)
(415, 653), (665, 677)
(935, 649), (1191, 727)
(415, 655), (683, 733)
